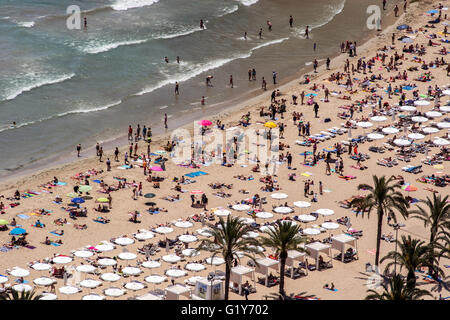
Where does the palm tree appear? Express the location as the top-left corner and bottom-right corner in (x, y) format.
(380, 235), (440, 289)
(259, 221), (306, 297)
(409, 194), (450, 277)
(366, 274), (432, 300)
(196, 215), (263, 300)
(0, 288), (42, 300)
(350, 175), (409, 266)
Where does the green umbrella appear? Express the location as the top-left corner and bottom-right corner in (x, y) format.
(144, 193), (155, 199)
(0, 219), (9, 225)
(78, 185), (92, 193)
(96, 198), (109, 203)
(66, 192), (78, 198)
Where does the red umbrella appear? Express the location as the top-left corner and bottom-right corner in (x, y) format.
(190, 190), (204, 195)
(198, 120), (212, 126)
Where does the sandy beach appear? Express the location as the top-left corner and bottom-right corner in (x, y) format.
(0, 0), (449, 300)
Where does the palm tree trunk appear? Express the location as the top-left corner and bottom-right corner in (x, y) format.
(375, 208), (384, 267)
(279, 257), (286, 296)
(407, 269), (416, 289)
(224, 262), (231, 300)
(429, 228), (436, 278)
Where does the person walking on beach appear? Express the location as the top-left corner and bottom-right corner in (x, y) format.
(326, 57), (330, 70)
(305, 25), (309, 39)
(403, 0), (407, 12)
(392, 33), (395, 45)
(258, 28), (263, 39)
(313, 102), (319, 118)
(229, 75), (234, 88)
(300, 91), (305, 105)
(252, 68), (256, 81)
(96, 143), (100, 156)
(128, 125), (133, 140)
(313, 59), (318, 73)
(106, 158), (111, 171)
(114, 147), (119, 162)
(262, 77), (267, 90)
(289, 15), (293, 27)
(76, 144), (81, 157)
(272, 71), (277, 85)
(382, 0), (386, 10)
(175, 82), (179, 95)
(394, 5), (399, 17)
(99, 147), (103, 162)
(164, 113), (168, 129)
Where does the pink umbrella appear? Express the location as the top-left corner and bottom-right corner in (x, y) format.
(198, 120), (212, 126)
(190, 190), (204, 195)
(150, 166), (163, 171)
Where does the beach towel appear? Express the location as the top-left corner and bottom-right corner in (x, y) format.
(325, 288), (338, 292)
(0, 247), (11, 252)
(56, 182), (67, 186)
(50, 242), (62, 247)
(17, 214), (30, 220)
(50, 231), (63, 237)
(93, 179), (102, 184)
(24, 245), (36, 250)
(367, 249), (376, 255)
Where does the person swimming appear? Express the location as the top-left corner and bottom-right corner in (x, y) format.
(164, 56), (169, 63)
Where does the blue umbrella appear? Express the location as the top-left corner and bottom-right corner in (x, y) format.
(71, 197), (85, 204)
(427, 9), (438, 14)
(401, 37), (414, 43)
(9, 227), (26, 235)
(396, 24), (409, 30)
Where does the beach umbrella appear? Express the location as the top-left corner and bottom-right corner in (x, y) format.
(71, 197), (85, 204)
(190, 190), (204, 195)
(162, 254), (181, 263)
(402, 185), (418, 192)
(12, 284), (33, 293)
(10, 268), (30, 277)
(408, 133), (425, 140)
(185, 263), (206, 272)
(382, 127), (399, 134)
(118, 252), (137, 260)
(214, 209), (231, 217)
(437, 122), (450, 129)
(82, 294), (105, 300)
(9, 227), (26, 235)
(182, 248), (200, 257)
(31, 263), (52, 271)
(412, 116), (428, 123)
(104, 287), (125, 297)
(125, 281), (145, 291)
(238, 217), (255, 225)
(179, 235), (197, 243)
(143, 193), (156, 199)
(80, 279), (102, 289)
(186, 276), (204, 286)
(145, 275), (166, 284)
(297, 214), (317, 222)
(134, 232), (154, 240)
(316, 208), (335, 217)
(52, 256), (73, 264)
(166, 269), (187, 278)
(122, 267), (142, 276)
(98, 258), (117, 267)
(95, 244), (115, 252)
(394, 139), (411, 147)
(150, 166), (163, 172)
(0, 219), (9, 225)
(321, 222), (340, 230)
(401, 37), (413, 43)
(198, 120), (212, 126)
(397, 24), (409, 30)
(154, 226), (173, 234)
(426, 111), (443, 118)
(367, 133), (384, 140)
(271, 192), (288, 200)
(142, 260), (161, 269)
(101, 273), (121, 282)
(247, 245), (265, 253)
(356, 121), (373, 128)
(279, 220), (297, 227)
(232, 204), (250, 211)
(196, 228), (214, 237)
(302, 228), (321, 235)
(443, 90), (450, 95)
(423, 127), (439, 134)
(242, 231), (259, 239)
(414, 100), (430, 107)
(39, 293), (58, 300)
(174, 221), (194, 228)
(77, 185), (92, 193)
(114, 237), (135, 246)
(260, 225), (276, 233)
(255, 211), (273, 219)
(264, 121), (277, 129)
(274, 206), (293, 214)
(66, 192), (78, 198)
(59, 286), (79, 295)
(96, 197), (109, 203)
(205, 257), (225, 266)
(76, 265), (96, 273)
(0, 276), (8, 284)
(370, 116), (387, 122)
(434, 138), (450, 146)
(400, 105), (416, 112)
(74, 250), (94, 258)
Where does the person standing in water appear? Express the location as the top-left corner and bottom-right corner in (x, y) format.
(200, 19), (205, 29)
(164, 113), (168, 129)
(258, 28), (263, 39)
(305, 25), (309, 39)
(201, 96), (205, 105)
(248, 69), (252, 81)
(175, 82), (179, 95)
(244, 31), (247, 40)
(164, 56), (169, 63)
(272, 71), (277, 85)
(76, 144), (82, 157)
(261, 77), (267, 91)
(313, 43), (317, 51)
(252, 68), (256, 81)
(229, 75), (234, 88)
(267, 20), (272, 31)
(289, 15), (293, 27)
(326, 57), (330, 70)
(176, 56), (180, 64)
(84, 17), (87, 29)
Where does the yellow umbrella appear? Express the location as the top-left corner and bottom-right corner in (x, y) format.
(96, 198), (109, 203)
(433, 164), (444, 170)
(264, 121), (277, 129)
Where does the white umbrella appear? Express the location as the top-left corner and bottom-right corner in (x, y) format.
(205, 257), (225, 266)
(422, 127), (439, 134)
(255, 212), (273, 219)
(76, 265), (96, 273)
(98, 258), (117, 267)
(302, 228), (321, 235)
(367, 133), (384, 140)
(382, 127), (399, 134)
(185, 263), (206, 272)
(394, 139), (411, 147)
(357, 121), (373, 128)
(321, 222), (340, 230)
(118, 252), (137, 260)
(166, 269), (187, 278)
(426, 111), (443, 118)
(412, 116), (428, 123)
(125, 281), (145, 291)
(182, 249), (200, 257)
(33, 277), (54, 286)
(52, 256), (73, 264)
(274, 206), (293, 214)
(186, 276), (203, 286)
(400, 105), (416, 112)
(238, 217), (255, 225)
(296, 214), (317, 222)
(82, 294), (105, 300)
(178, 235), (198, 243)
(0, 276), (8, 284)
(162, 254), (181, 263)
(439, 106), (450, 112)
(279, 220), (297, 226)
(242, 231), (259, 239)
(101, 273), (121, 282)
(408, 133), (425, 140)
(155, 226), (174, 234)
(174, 221), (194, 228)
(316, 208), (335, 216)
(13, 284), (33, 292)
(39, 293), (58, 300)
(135, 232), (154, 240)
(145, 275), (166, 284)
(271, 192), (288, 199)
(443, 89), (450, 95)
(31, 263), (51, 271)
(214, 209), (231, 217)
(232, 204), (251, 211)
(74, 250), (94, 258)
(10, 268), (30, 277)
(95, 244), (115, 252)
(370, 116), (387, 122)
(293, 201), (311, 208)
(59, 285), (79, 295)
(434, 138), (450, 146)
(142, 260), (161, 269)
(259, 225), (276, 233)
(122, 267), (142, 276)
(80, 279), (102, 288)
(196, 228), (214, 237)
(414, 100), (430, 106)
(104, 287), (125, 297)
(437, 122), (450, 129)
(247, 245), (265, 253)
(114, 237), (135, 246)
